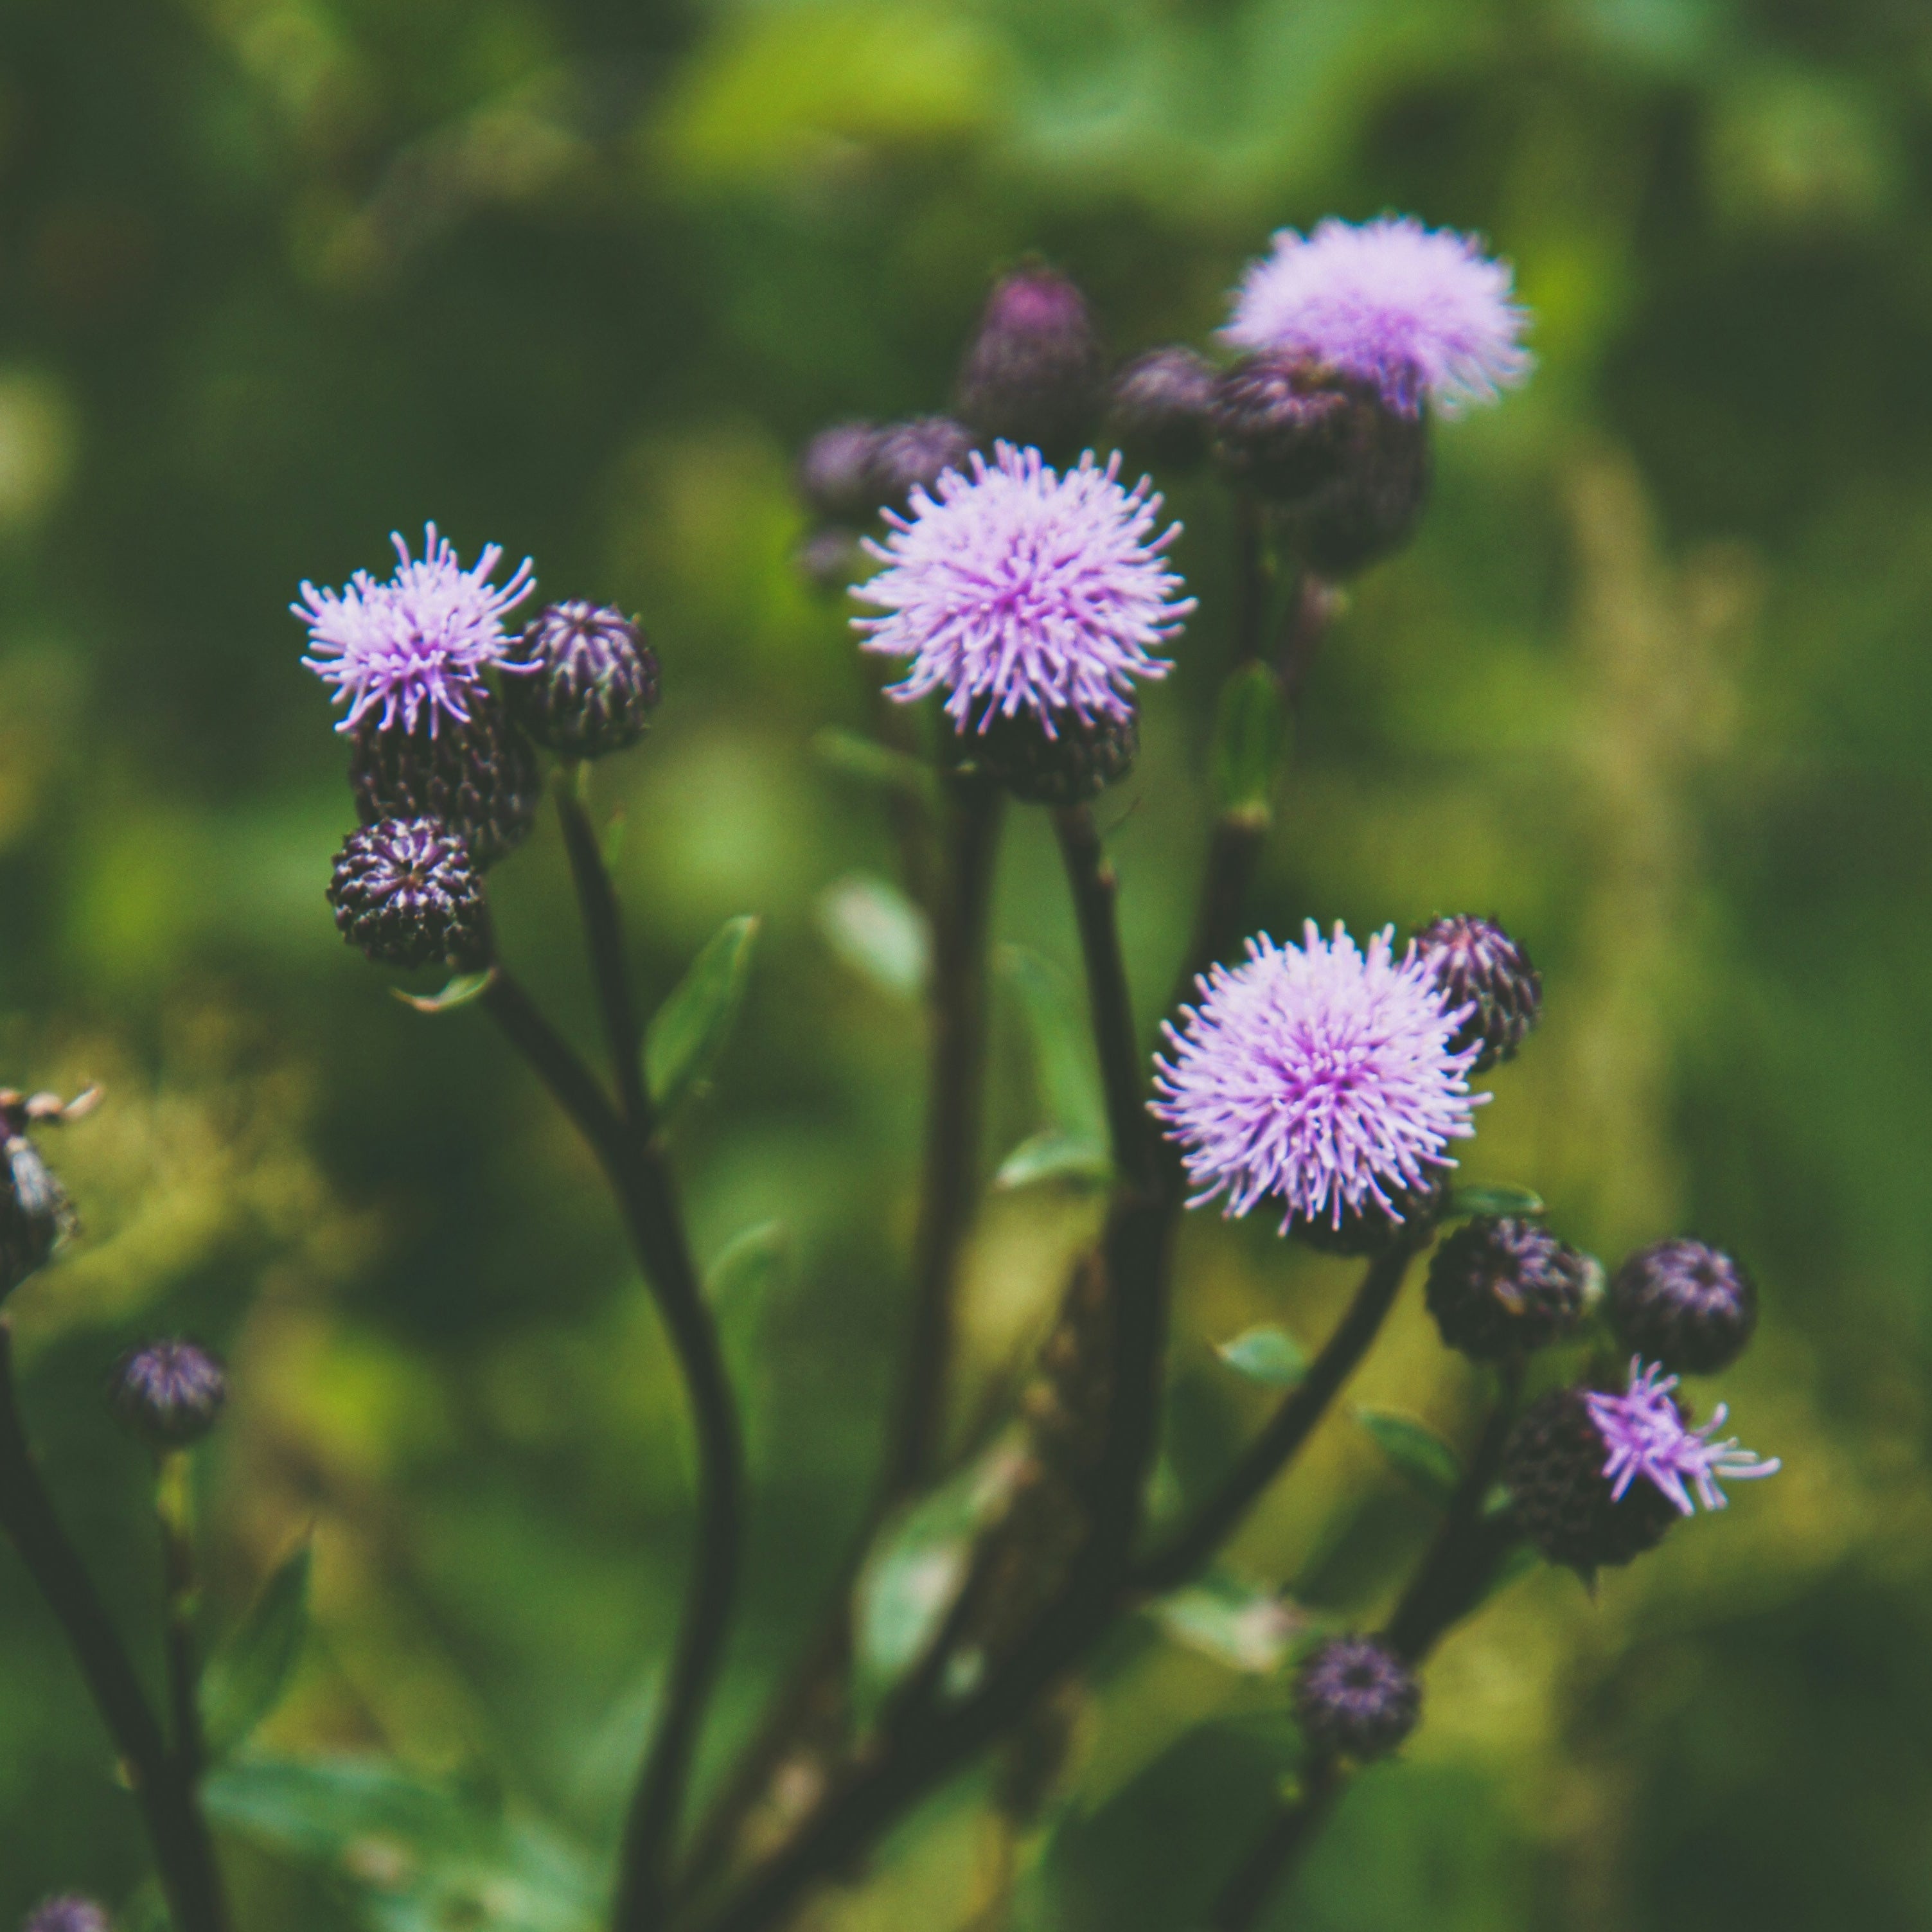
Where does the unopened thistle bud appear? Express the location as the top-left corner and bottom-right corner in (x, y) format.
(1426, 1214), (1591, 1359)
(1106, 347), (1217, 471)
(508, 602), (660, 760)
(0, 1093), (77, 1302)
(797, 420), (884, 523)
(328, 817), (490, 971)
(956, 705), (1140, 807)
(1609, 1239), (1759, 1375)
(1293, 1636), (1419, 1760)
(868, 416), (974, 515)
(349, 700), (539, 869)
(111, 1340), (227, 1451)
(23, 1899), (111, 1932)
(1413, 914), (1541, 1073)
(956, 265), (1104, 457)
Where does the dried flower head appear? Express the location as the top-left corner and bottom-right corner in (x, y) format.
(1584, 1356), (1780, 1516)
(296, 524), (536, 736)
(855, 443), (1192, 736)
(1152, 921), (1485, 1235)
(1226, 217), (1530, 416)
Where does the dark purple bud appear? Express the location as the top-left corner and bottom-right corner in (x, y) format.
(954, 705), (1139, 807)
(955, 265), (1105, 457)
(797, 420), (885, 523)
(867, 416), (975, 515)
(349, 697), (539, 870)
(1609, 1239), (1759, 1375)
(1105, 347), (1217, 471)
(328, 817), (490, 971)
(508, 601), (660, 760)
(1503, 1385), (1679, 1577)
(1293, 1636), (1419, 1760)
(111, 1340), (227, 1452)
(23, 1899), (111, 1932)
(795, 526), (865, 594)
(1426, 1216), (1592, 1360)
(1414, 915), (1542, 1073)
(1212, 353), (1431, 574)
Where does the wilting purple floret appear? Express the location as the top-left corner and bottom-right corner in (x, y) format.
(1151, 921), (1485, 1234)
(853, 443), (1193, 736)
(1225, 217), (1531, 416)
(1585, 1357), (1780, 1516)
(295, 523), (536, 736)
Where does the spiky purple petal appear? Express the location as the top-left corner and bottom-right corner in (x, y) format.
(1584, 1357), (1780, 1516)
(296, 523), (536, 736)
(1151, 921), (1485, 1234)
(1225, 217), (1531, 416)
(853, 442), (1193, 735)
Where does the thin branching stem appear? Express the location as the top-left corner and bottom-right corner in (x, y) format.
(0, 1323), (229, 1932)
(1207, 1370), (1530, 1931)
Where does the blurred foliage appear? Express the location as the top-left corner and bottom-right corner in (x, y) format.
(3, 0), (1932, 1926)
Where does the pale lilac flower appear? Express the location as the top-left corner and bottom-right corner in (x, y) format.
(1225, 217), (1531, 416)
(1151, 921), (1485, 1234)
(853, 442), (1193, 736)
(1585, 1357), (1781, 1516)
(296, 524), (536, 736)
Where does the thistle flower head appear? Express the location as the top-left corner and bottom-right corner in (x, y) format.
(1151, 921), (1485, 1234)
(1584, 1357), (1780, 1516)
(296, 524), (536, 736)
(1293, 1635), (1420, 1760)
(1225, 217), (1530, 416)
(854, 443), (1192, 736)
(23, 1899), (111, 1932)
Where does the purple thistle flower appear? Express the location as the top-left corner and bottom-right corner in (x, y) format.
(295, 524), (537, 736)
(853, 442), (1194, 736)
(1225, 217), (1531, 417)
(1151, 921), (1485, 1234)
(1584, 1356), (1780, 1516)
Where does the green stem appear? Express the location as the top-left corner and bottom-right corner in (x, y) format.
(0, 1324), (228, 1931)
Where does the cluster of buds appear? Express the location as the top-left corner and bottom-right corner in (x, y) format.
(297, 527), (663, 977)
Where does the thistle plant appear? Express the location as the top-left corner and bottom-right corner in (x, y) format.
(0, 215), (1786, 1932)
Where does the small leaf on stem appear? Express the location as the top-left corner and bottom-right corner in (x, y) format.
(811, 727), (939, 808)
(1444, 1182), (1546, 1219)
(1148, 1568), (1302, 1674)
(393, 970), (497, 1015)
(645, 916), (759, 1115)
(1356, 1409), (1464, 1504)
(993, 1129), (1113, 1192)
(200, 1541), (312, 1762)
(1210, 661), (1287, 817)
(1216, 1325), (1308, 1388)
(817, 873), (930, 998)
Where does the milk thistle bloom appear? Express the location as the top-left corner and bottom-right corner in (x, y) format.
(1151, 922), (1484, 1234)
(1585, 1357), (1780, 1516)
(296, 524), (536, 736)
(1225, 217), (1531, 416)
(855, 443), (1192, 738)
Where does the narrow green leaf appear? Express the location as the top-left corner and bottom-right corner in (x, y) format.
(705, 1221), (790, 1429)
(601, 806), (628, 872)
(199, 1543), (312, 1762)
(393, 969), (496, 1015)
(811, 727), (939, 808)
(1001, 946), (1106, 1143)
(993, 1129), (1113, 1192)
(1148, 1570), (1301, 1675)
(1356, 1409), (1464, 1504)
(645, 916), (759, 1115)
(1210, 661), (1287, 817)
(1215, 1325), (1308, 1388)
(817, 872), (930, 998)
(1444, 1182), (1546, 1219)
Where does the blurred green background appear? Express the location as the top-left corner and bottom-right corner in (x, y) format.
(3, 0), (1931, 1925)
